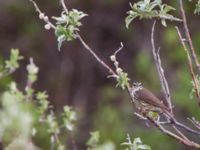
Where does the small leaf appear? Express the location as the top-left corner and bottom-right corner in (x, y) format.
(116, 72), (130, 90)
(57, 35), (66, 51)
(125, 13), (137, 28)
(161, 19), (167, 27)
(87, 131), (100, 148)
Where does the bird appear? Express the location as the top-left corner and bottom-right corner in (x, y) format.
(130, 82), (171, 114)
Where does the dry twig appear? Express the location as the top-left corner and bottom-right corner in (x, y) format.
(179, 0), (200, 73)
(176, 26), (200, 105)
(151, 21), (173, 113)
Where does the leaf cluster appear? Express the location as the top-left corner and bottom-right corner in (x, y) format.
(0, 49), (23, 78)
(53, 9), (87, 51)
(0, 50), (77, 150)
(194, 0), (200, 14)
(125, 0), (175, 28)
(121, 134), (151, 150)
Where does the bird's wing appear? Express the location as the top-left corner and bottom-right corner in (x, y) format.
(136, 88), (169, 111)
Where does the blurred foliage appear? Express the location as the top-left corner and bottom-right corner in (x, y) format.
(0, 50), (78, 150)
(194, 0), (200, 14)
(121, 134), (151, 150)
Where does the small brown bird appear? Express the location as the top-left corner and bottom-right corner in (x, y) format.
(131, 82), (170, 113)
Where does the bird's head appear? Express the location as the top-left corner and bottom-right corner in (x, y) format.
(131, 82), (143, 96)
(133, 82), (142, 88)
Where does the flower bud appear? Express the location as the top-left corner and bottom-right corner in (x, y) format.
(116, 68), (123, 74)
(45, 24), (51, 30)
(39, 13), (45, 19)
(44, 16), (49, 22)
(110, 55), (116, 62)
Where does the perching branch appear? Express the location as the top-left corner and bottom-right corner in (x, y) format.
(143, 112), (200, 149)
(151, 21), (200, 147)
(188, 117), (200, 130)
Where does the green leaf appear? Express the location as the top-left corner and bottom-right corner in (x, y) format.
(5, 49), (23, 71)
(125, 12), (137, 28)
(62, 106), (76, 131)
(121, 135), (151, 150)
(194, 0), (200, 15)
(57, 35), (66, 51)
(87, 131), (100, 148)
(125, 0), (177, 28)
(116, 72), (130, 90)
(161, 19), (167, 27)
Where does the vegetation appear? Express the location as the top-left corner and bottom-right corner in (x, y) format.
(1, 0), (200, 149)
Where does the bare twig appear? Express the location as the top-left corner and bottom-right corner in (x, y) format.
(60, 0), (117, 76)
(172, 125), (190, 141)
(114, 42), (124, 56)
(176, 27), (200, 105)
(151, 21), (200, 144)
(158, 15), (183, 22)
(144, 113), (200, 149)
(188, 117), (200, 130)
(174, 119), (200, 135)
(134, 112), (147, 120)
(60, 0), (69, 14)
(29, 0), (55, 29)
(179, 0), (200, 73)
(76, 33), (117, 76)
(151, 21), (173, 113)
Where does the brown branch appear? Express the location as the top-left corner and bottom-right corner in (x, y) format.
(176, 26), (200, 105)
(76, 33), (117, 76)
(173, 119), (200, 135)
(59, 0), (117, 77)
(29, 0), (55, 29)
(172, 125), (189, 141)
(144, 113), (200, 149)
(179, 0), (200, 73)
(188, 117), (200, 130)
(157, 15), (183, 22)
(151, 21), (173, 113)
(60, 0), (69, 14)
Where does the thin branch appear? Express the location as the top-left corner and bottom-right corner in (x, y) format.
(29, 0), (55, 29)
(59, 0), (117, 76)
(172, 125), (190, 141)
(176, 26), (200, 105)
(144, 113), (200, 149)
(188, 117), (200, 130)
(173, 119), (200, 135)
(179, 0), (200, 73)
(76, 33), (117, 76)
(134, 112), (147, 120)
(60, 0), (69, 14)
(158, 15), (183, 22)
(114, 42), (124, 56)
(151, 21), (173, 113)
